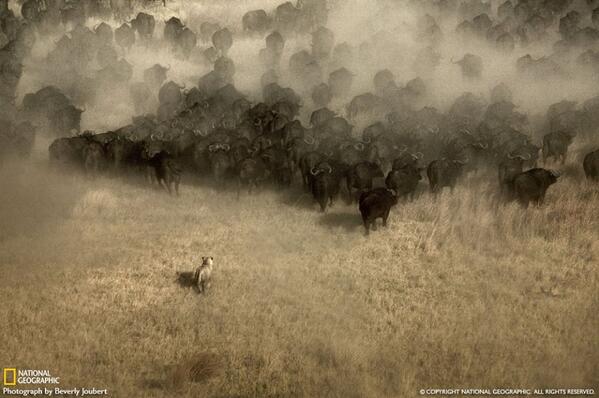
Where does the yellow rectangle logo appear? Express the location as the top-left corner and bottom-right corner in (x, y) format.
(3, 368), (16, 385)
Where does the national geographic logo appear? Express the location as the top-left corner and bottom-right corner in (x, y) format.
(2, 368), (60, 385)
(3, 368), (16, 386)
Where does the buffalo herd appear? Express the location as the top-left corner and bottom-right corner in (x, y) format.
(1, 0), (599, 234)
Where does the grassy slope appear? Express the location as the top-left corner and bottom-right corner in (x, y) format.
(0, 160), (598, 397)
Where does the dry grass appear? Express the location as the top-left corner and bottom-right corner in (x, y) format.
(0, 159), (597, 397)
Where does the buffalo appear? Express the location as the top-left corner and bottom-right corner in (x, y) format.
(512, 168), (559, 207)
(143, 64), (169, 89)
(49, 134), (101, 168)
(453, 53), (483, 79)
(147, 150), (182, 195)
(274, 1), (301, 33)
(347, 161), (384, 202)
(311, 83), (332, 108)
(359, 188), (399, 235)
(328, 67), (353, 98)
(131, 12), (155, 41)
(114, 23), (135, 49)
(164, 17), (184, 44)
(199, 21), (220, 42)
(543, 130), (574, 164)
(212, 28), (233, 56)
(265, 31), (285, 57)
(310, 161), (343, 212)
(427, 158), (467, 193)
(207, 143), (231, 184)
(311, 26), (335, 60)
(237, 157), (268, 197)
(299, 151), (323, 190)
(498, 153), (529, 198)
(82, 138), (106, 176)
(94, 22), (113, 44)
(583, 149), (599, 181)
(242, 9), (271, 34)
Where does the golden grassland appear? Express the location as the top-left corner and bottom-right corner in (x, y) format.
(0, 158), (597, 397)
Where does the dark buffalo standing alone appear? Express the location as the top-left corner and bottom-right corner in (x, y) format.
(359, 188), (398, 235)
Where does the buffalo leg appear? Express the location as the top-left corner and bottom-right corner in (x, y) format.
(430, 182), (437, 194)
(302, 172), (309, 191)
(383, 210), (390, 227)
(319, 199), (326, 212)
(346, 177), (354, 203)
(363, 218), (370, 235)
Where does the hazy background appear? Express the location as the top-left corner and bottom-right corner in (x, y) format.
(1, 0), (598, 396)
(10, 0), (599, 143)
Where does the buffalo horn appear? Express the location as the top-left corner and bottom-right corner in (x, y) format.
(303, 135), (315, 145)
